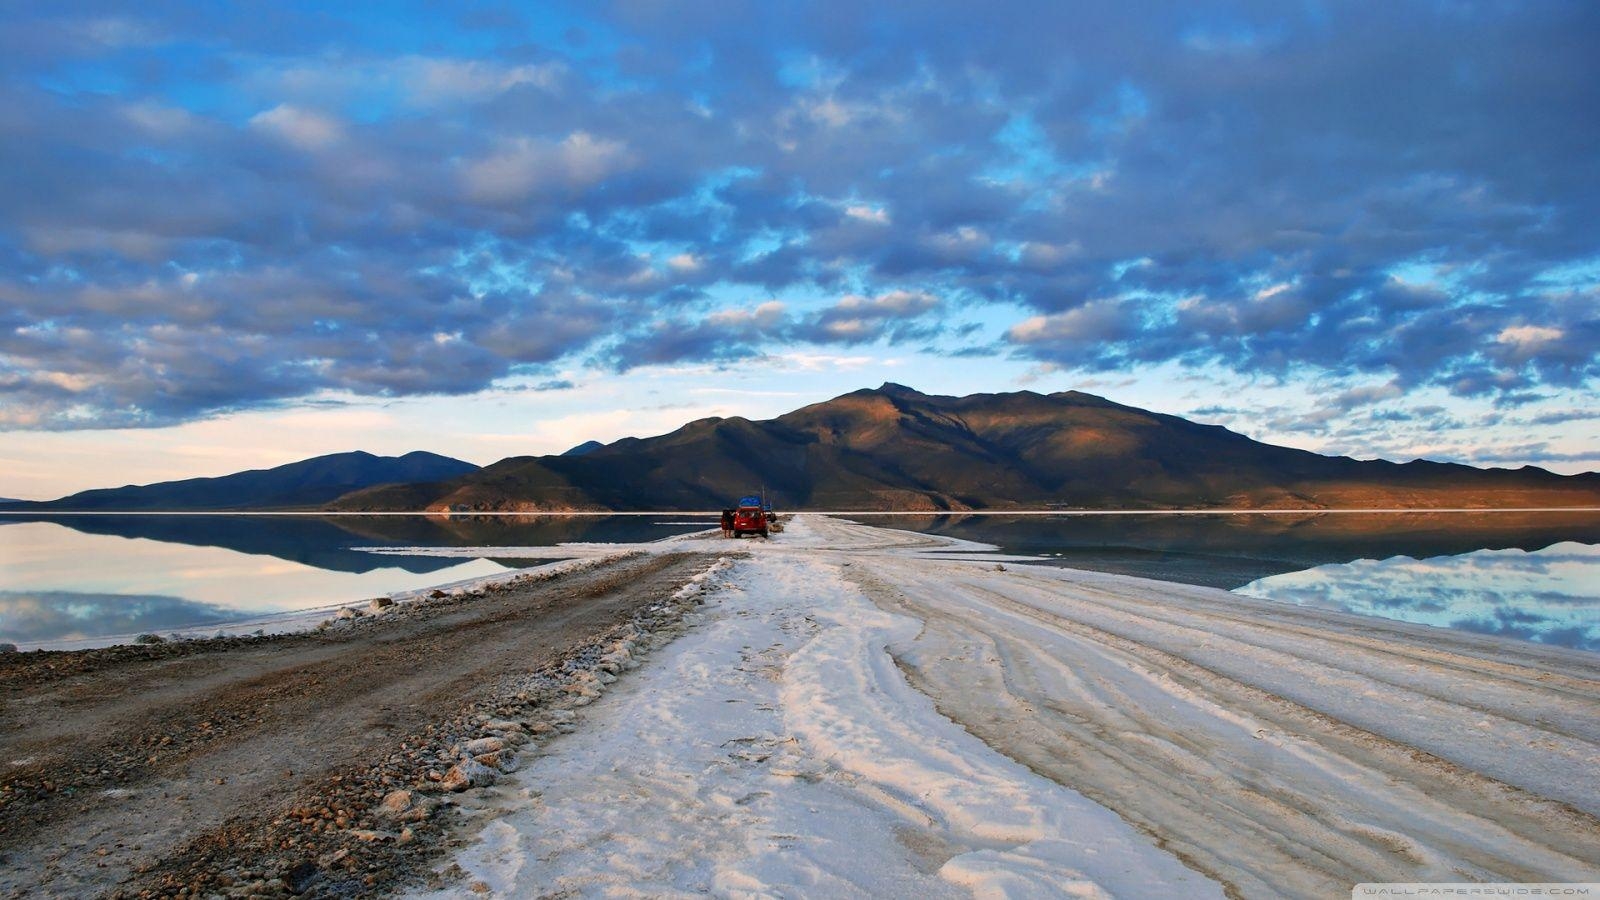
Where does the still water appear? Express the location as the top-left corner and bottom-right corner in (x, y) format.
(855, 510), (1600, 652)
(0, 514), (716, 647)
(2, 511), (1597, 652)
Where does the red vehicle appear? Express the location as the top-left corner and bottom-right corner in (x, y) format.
(731, 505), (768, 538)
(730, 495), (769, 538)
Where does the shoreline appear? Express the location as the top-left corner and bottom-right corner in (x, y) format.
(7, 509), (1597, 655)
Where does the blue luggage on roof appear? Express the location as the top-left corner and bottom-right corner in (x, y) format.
(738, 495), (763, 508)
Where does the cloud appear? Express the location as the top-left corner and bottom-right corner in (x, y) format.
(248, 104), (345, 150)
(461, 132), (635, 203)
(844, 204), (889, 224)
(1007, 299), (1141, 348)
(1495, 325), (1566, 362)
(408, 59), (567, 104)
(666, 253), (702, 273)
(796, 290), (941, 343)
(608, 290), (944, 367)
(0, 1), (1594, 432)
(0, 590), (258, 643)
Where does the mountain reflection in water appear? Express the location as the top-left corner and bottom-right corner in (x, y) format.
(0, 514), (718, 646)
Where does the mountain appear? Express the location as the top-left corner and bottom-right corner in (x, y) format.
(562, 440), (606, 456)
(328, 385), (1600, 512)
(16, 451), (479, 511)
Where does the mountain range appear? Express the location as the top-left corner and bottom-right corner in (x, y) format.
(5, 386), (1595, 512)
(328, 384), (1598, 512)
(1, 450), (477, 511)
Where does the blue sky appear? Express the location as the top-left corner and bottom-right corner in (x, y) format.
(1, 1), (1597, 497)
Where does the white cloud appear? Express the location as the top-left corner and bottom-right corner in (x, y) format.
(40, 372), (96, 392)
(708, 301), (786, 329)
(770, 352), (881, 371)
(831, 290), (937, 316)
(462, 132), (634, 202)
(667, 253), (703, 273)
(844, 204), (890, 224)
(409, 60), (567, 103)
(1007, 300), (1135, 344)
(248, 104), (345, 151)
(1496, 325), (1564, 350)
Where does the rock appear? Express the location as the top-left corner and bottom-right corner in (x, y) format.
(282, 860), (319, 894)
(134, 633), (166, 645)
(483, 719), (524, 734)
(335, 607), (364, 620)
(367, 597), (394, 613)
(439, 757), (496, 792)
(348, 829), (392, 843)
(0, 642), (17, 654)
(473, 750), (518, 772)
(429, 590), (448, 599)
(376, 790), (413, 819)
(377, 789), (438, 822)
(462, 736), (504, 755)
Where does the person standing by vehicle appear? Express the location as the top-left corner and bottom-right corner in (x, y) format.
(720, 508), (735, 537)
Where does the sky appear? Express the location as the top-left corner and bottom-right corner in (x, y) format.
(0, 1), (1596, 499)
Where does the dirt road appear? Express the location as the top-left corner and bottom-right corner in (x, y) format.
(0, 550), (716, 899)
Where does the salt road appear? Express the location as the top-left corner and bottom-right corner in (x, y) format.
(411, 514), (1600, 899)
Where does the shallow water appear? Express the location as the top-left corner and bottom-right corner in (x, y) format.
(0, 514), (717, 646)
(1237, 542), (1600, 651)
(854, 511), (1600, 652)
(5, 511), (1598, 652)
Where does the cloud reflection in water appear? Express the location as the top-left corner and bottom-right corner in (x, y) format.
(0, 591), (259, 643)
(1237, 542), (1600, 652)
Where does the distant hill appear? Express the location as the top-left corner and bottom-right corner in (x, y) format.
(562, 440), (606, 456)
(329, 385), (1600, 512)
(16, 451), (479, 511)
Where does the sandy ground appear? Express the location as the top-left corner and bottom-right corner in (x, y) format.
(0, 550), (719, 899)
(413, 515), (1600, 899)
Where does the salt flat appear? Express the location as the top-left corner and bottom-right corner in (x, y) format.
(416, 515), (1600, 899)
